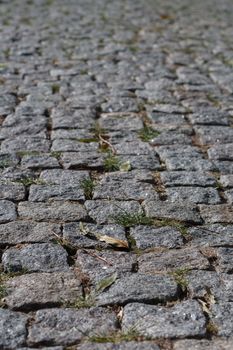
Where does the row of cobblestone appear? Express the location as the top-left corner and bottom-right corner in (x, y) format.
(1, 0), (233, 349)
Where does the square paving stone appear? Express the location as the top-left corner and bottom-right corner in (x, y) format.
(2, 243), (69, 273)
(194, 126), (233, 145)
(61, 152), (104, 170)
(160, 171), (216, 187)
(18, 201), (87, 222)
(186, 270), (221, 299)
(188, 224), (233, 246)
(63, 223), (126, 249)
(29, 184), (85, 202)
(76, 249), (137, 286)
(208, 143), (233, 160)
(215, 247), (233, 273)
(39, 169), (90, 184)
(213, 160), (233, 174)
(0, 309), (28, 349)
(1, 137), (50, 153)
(99, 114), (143, 131)
(51, 139), (99, 153)
(114, 141), (153, 155)
(76, 342), (160, 350)
(93, 172), (158, 201)
(138, 247), (209, 274)
(0, 221), (61, 245)
(4, 272), (82, 310)
(96, 273), (178, 306)
(130, 225), (183, 249)
(122, 300), (206, 338)
(85, 200), (143, 224)
(21, 154), (60, 169)
(0, 200), (17, 223)
(173, 339), (233, 350)
(210, 302), (233, 337)
(143, 199), (202, 224)
(120, 154), (161, 170)
(188, 112), (230, 126)
(28, 307), (118, 346)
(220, 175), (233, 188)
(0, 181), (25, 201)
(166, 187), (221, 204)
(199, 204), (233, 223)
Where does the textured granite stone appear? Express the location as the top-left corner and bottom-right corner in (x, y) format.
(2, 243), (69, 272)
(28, 307), (118, 346)
(0, 309), (28, 349)
(122, 300), (206, 338)
(5, 272), (82, 310)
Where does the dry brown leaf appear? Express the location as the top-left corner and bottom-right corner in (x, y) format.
(99, 235), (129, 249)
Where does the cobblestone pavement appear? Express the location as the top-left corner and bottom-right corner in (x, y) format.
(1, 0), (233, 349)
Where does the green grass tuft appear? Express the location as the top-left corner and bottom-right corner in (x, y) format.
(80, 178), (95, 199)
(113, 212), (153, 227)
(138, 125), (160, 142)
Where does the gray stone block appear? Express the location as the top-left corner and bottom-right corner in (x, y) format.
(2, 243), (69, 272)
(122, 300), (206, 338)
(0, 309), (28, 349)
(28, 307), (118, 346)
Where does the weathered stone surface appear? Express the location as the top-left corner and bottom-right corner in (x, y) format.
(18, 201), (87, 222)
(77, 342), (160, 350)
(208, 143), (233, 160)
(0, 221), (61, 245)
(93, 172), (157, 201)
(5, 272), (82, 310)
(39, 169), (89, 184)
(166, 186), (221, 204)
(64, 223), (126, 249)
(186, 270), (221, 299)
(188, 224), (233, 246)
(220, 175), (233, 187)
(0, 181), (25, 200)
(51, 139), (99, 152)
(138, 248), (209, 273)
(199, 204), (233, 223)
(1, 137), (50, 153)
(130, 225), (183, 249)
(61, 151), (104, 169)
(0, 200), (17, 223)
(76, 249), (137, 285)
(2, 243), (69, 272)
(173, 339), (233, 350)
(143, 199), (202, 224)
(211, 302), (233, 336)
(215, 247), (233, 273)
(85, 200), (143, 224)
(195, 126), (233, 145)
(21, 154), (60, 169)
(160, 171), (216, 187)
(29, 184), (85, 202)
(0, 309), (28, 349)
(122, 300), (206, 338)
(96, 273), (178, 306)
(28, 308), (118, 346)
(99, 114), (143, 131)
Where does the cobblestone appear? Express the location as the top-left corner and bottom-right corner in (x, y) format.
(1, 0), (233, 347)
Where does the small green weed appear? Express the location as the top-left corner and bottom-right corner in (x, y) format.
(15, 177), (46, 186)
(138, 125), (160, 142)
(206, 320), (218, 335)
(66, 295), (95, 309)
(51, 84), (60, 94)
(170, 268), (189, 291)
(104, 152), (120, 172)
(0, 160), (10, 169)
(50, 151), (62, 159)
(153, 218), (188, 236)
(88, 328), (149, 343)
(113, 212), (153, 227)
(17, 151), (40, 157)
(80, 178), (95, 199)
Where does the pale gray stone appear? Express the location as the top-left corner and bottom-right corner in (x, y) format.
(5, 272), (82, 310)
(28, 307), (118, 346)
(122, 300), (206, 338)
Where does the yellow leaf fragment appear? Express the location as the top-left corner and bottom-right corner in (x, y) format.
(99, 235), (129, 248)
